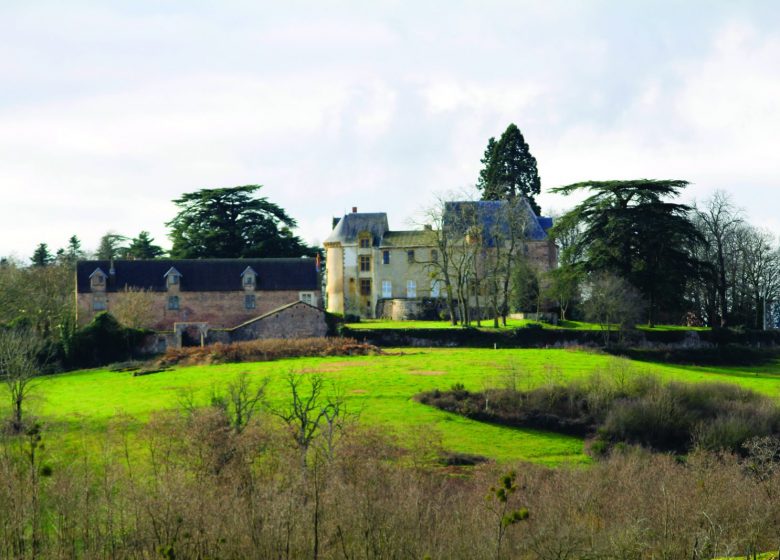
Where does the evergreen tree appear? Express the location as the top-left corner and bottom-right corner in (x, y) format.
(31, 243), (53, 267)
(167, 185), (314, 258)
(96, 232), (128, 261)
(551, 179), (703, 326)
(57, 235), (84, 265)
(477, 123), (542, 214)
(125, 231), (165, 259)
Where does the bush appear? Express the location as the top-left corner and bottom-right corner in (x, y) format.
(66, 313), (150, 369)
(418, 372), (780, 455)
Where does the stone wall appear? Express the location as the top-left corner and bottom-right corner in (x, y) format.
(230, 302), (328, 341)
(76, 289), (321, 330)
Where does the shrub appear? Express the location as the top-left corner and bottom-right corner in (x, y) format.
(66, 312), (150, 369)
(418, 371), (780, 455)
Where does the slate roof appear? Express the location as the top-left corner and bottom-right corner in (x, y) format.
(76, 259), (319, 293)
(379, 230), (435, 248)
(443, 199), (552, 245)
(324, 212), (389, 246)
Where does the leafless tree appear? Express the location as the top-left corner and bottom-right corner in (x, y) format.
(583, 273), (644, 345)
(269, 372), (347, 469)
(0, 328), (45, 433)
(111, 286), (158, 329)
(738, 225), (780, 329)
(694, 191), (743, 327)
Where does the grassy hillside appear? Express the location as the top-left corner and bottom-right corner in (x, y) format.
(10, 348), (780, 466)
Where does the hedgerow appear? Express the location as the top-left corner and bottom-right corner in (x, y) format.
(158, 337), (381, 366)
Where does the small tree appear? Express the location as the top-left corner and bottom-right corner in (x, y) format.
(209, 373), (268, 434)
(487, 470), (529, 560)
(111, 287), (158, 329)
(0, 328), (44, 433)
(583, 273), (643, 345)
(30, 244), (53, 267)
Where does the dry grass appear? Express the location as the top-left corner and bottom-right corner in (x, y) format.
(157, 337), (381, 366)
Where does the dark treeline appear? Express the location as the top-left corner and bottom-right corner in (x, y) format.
(1, 408), (780, 559)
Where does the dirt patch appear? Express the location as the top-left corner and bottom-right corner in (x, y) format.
(409, 370), (447, 376)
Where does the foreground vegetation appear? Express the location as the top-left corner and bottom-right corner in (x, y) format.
(2, 410), (780, 559)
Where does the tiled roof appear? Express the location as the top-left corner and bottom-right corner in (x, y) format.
(379, 230), (435, 248)
(76, 259), (319, 293)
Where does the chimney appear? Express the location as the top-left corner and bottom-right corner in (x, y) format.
(352, 206), (358, 213)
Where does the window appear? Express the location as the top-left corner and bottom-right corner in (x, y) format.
(92, 296), (107, 311)
(359, 235), (371, 248)
(94, 275), (104, 285)
(244, 294), (256, 309)
(300, 292), (313, 305)
(431, 249), (438, 263)
(243, 275), (255, 287)
(382, 280), (392, 298)
(359, 255), (371, 272)
(382, 250), (390, 265)
(407, 280), (416, 298)
(431, 280), (440, 298)
(360, 278), (372, 296)
(407, 250), (415, 263)
(167, 296), (180, 310)
(168, 274), (179, 286)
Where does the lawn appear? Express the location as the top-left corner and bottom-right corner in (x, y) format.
(346, 318), (709, 332)
(10, 348), (780, 467)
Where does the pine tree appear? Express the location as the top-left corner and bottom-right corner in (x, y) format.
(477, 124), (542, 214)
(125, 231), (165, 259)
(31, 243), (53, 267)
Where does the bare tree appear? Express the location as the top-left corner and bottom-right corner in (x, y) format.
(110, 286), (158, 329)
(694, 191), (743, 327)
(209, 373), (268, 434)
(416, 191), (469, 325)
(738, 225), (780, 329)
(583, 273), (644, 345)
(269, 373), (347, 469)
(0, 328), (45, 433)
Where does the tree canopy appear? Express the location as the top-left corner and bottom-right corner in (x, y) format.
(125, 231), (165, 259)
(167, 185), (314, 259)
(477, 123), (542, 214)
(551, 179), (703, 326)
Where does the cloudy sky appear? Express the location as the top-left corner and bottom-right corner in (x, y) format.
(1, 0), (779, 260)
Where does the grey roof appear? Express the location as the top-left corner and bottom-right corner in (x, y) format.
(443, 199), (552, 244)
(324, 212), (389, 246)
(76, 259), (319, 293)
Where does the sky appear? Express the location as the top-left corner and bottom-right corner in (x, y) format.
(1, 0), (780, 260)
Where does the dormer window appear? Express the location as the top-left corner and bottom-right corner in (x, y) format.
(240, 266), (257, 290)
(163, 267), (182, 288)
(89, 268), (108, 291)
(359, 233), (371, 248)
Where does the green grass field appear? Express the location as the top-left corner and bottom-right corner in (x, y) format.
(346, 318), (708, 332)
(9, 347), (780, 468)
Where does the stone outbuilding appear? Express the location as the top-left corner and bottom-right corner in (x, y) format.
(75, 258), (323, 336)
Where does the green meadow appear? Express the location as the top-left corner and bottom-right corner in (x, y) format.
(346, 318), (709, 332)
(9, 348), (780, 466)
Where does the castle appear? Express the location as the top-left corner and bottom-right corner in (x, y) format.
(324, 200), (556, 320)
